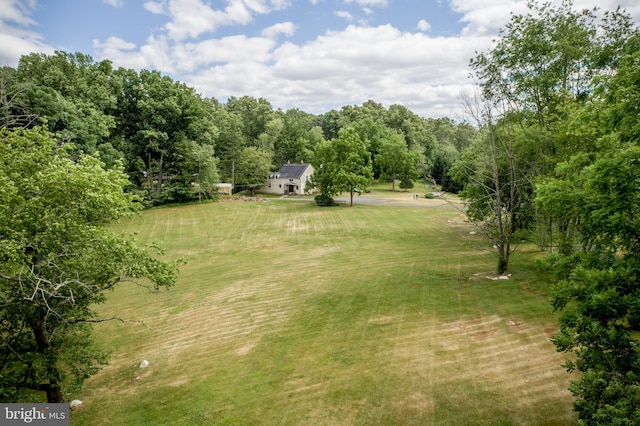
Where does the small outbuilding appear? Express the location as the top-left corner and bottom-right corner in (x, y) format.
(216, 183), (233, 195)
(262, 162), (315, 196)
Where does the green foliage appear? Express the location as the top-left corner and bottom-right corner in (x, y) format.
(257, 116), (283, 153)
(0, 128), (178, 402)
(470, 1), (597, 125)
(542, 145), (640, 423)
(180, 141), (219, 202)
(235, 146), (273, 195)
(213, 108), (245, 184)
(398, 173), (414, 190)
(451, 116), (533, 273)
(431, 143), (462, 193)
(6, 52), (469, 211)
(313, 194), (336, 206)
(119, 69), (218, 199)
(457, 0), (638, 273)
(273, 108), (317, 166)
(310, 127), (373, 207)
(225, 96), (273, 146)
(14, 52), (117, 154)
(375, 131), (419, 192)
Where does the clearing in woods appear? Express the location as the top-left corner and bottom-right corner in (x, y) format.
(71, 189), (576, 425)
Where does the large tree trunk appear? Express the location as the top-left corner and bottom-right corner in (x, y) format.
(31, 316), (63, 403)
(147, 152), (153, 190)
(45, 384), (64, 403)
(157, 152), (164, 191)
(391, 168), (397, 191)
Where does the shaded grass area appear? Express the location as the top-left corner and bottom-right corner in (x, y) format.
(72, 199), (576, 425)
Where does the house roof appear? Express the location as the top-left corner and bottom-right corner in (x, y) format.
(275, 163), (311, 179)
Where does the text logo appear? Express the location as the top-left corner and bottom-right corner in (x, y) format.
(1, 404), (69, 425)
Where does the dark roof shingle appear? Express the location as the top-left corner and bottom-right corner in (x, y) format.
(277, 163), (311, 179)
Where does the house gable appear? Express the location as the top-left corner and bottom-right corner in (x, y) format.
(262, 163), (315, 195)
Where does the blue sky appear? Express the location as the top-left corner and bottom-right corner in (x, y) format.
(2, 0), (639, 118)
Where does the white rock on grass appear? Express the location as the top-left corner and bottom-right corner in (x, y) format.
(139, 360), (149, 368)
(69, 400), (83, 409)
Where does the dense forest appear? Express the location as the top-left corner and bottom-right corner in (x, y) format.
(2, 0), (640, 422)
(1, 50), (473, 206)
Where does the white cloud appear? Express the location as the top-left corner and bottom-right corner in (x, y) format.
(102, 0), (125, 7)
(153, 0), (293, 41)
(182, 24), (491, 118)
(451, 0), (640, 36)
(174, 35), (276, 72)
(142, 0), (640, 118)
(93, 34), (176, 72)
(261, 22), (297, 38)
(92, 37), (141, 71)
(163, 0), (235, 41)
(344, 0), (388, 6)
(0, 27), (54, 66)
(450, 0), (527, 36)
(94, 32), (277, 74)
(93, 36), (137, 52)
(334, 11), (353, 21)
(0, 0), (55, 66)
(0, 0), (38, 27)
(143, 1), (166, 14)
(267, 0), (292, 9)
(417, 19), (431, 32)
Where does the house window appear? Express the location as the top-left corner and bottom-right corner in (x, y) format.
(296, 186), (299, 190)
(279, 184), (282, 188)
(268, 183), (271, 188)
(289, 178), (294, 183)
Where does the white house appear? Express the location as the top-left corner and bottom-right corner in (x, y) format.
(262, 162), (315, 195)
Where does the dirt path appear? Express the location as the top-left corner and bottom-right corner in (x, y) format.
(334, 190), (462, 209)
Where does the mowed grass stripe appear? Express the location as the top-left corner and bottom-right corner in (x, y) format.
(72, 199), (575, 425)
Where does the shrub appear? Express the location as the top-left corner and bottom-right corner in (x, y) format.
(314, 194), (335, 206)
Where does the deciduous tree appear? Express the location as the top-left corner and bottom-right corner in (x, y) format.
(310, 127), (373, 206)
(538, 33), (640, 424)
(0, 128), (178, 403)
(452, 94), (533, 274)
(376, 131), (419, 191)
(542, 146), (640, 425)
(236, 146), (272, 195)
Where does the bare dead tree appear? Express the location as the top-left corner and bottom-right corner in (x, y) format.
(455, 90), (526, 273)
(0, 67), (38, 131)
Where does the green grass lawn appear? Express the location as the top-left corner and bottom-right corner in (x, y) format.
(71, 196), (577, 425)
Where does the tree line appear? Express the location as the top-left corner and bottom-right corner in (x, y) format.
(1, 53), (475, 206)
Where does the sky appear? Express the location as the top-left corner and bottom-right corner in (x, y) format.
(2, 0), (639, 119)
